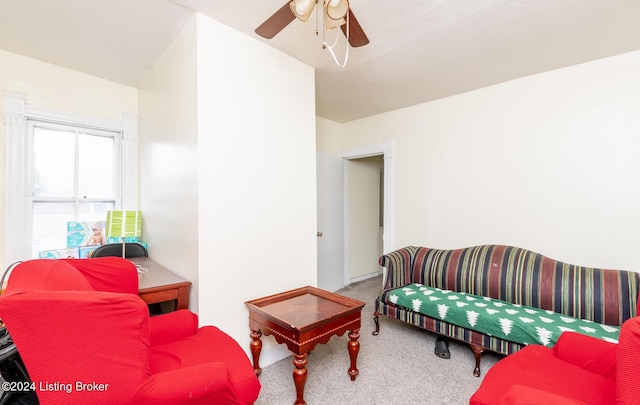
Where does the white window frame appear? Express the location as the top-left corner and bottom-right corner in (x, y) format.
(3, 92), (138, 266)
(27, 120), (121, 258)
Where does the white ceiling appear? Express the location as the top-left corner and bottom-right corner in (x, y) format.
(1, 0), (640, 123)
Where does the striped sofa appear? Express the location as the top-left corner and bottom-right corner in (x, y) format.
(373, 245), (640, 376)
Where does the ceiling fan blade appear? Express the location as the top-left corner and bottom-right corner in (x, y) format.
(341, 9), (369, 47)
(255, 2), (296, 39)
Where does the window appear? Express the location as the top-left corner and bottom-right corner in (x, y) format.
(3, 92), (138, 266)
(27, 121), (120, 257)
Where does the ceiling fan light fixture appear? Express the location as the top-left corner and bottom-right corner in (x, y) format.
(325, 0), (348, 20)
(290, 0), (317, 22)
(323, 6), (345, 30)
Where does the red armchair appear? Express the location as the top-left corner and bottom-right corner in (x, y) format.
(470, 316), (640, 405)
(0, 258), (260, 405)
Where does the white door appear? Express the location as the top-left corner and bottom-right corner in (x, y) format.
(316, 151), (345, 292)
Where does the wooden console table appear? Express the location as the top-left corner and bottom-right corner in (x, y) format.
(132, 257), (191, 310)
(245, 286), (365, 405)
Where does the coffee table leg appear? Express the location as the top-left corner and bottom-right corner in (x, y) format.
(348, 329), (360, 381)
(249, 330), (262, 376)
(292, 353), (308, 405)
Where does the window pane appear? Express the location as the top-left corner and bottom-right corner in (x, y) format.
(78, 135), (114, 197)
(78, 201), (114, 222)
(32, 201), (114, 258)
(25, 119), (122, 262)
(32, 201), (75, 257)
(33, 128), (74, 197)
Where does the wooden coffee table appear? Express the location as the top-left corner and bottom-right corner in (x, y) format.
(245, 286), (365, 405)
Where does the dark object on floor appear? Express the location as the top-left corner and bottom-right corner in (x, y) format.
(0, 326), (38, 405)
(435, 337), (450, 359)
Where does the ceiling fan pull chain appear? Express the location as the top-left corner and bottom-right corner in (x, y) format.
(315, 0), (320, 36)
(323, 7), (349, 68)
(326, 40), (349, 68)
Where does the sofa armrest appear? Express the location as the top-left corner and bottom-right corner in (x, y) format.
(617, 317), (640, 404)
(149, 309), (199, 347)
(552, 331), (617, 380)
(131, 363), (248, 405)
(379, 247), (418, 289)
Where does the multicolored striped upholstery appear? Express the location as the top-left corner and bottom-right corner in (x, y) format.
(375, 245), (640, 357)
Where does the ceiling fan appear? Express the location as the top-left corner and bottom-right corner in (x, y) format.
(255, 0), (370, 48)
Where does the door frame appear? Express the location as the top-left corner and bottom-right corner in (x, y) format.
(341, 138), (395, 285)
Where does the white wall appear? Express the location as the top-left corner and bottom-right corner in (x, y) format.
(317, 117), (344, 154)
(138, 17), (199, 310)
(329, 50), (640, 271)
(0, 50), (137, 120)
(0, 50), (138, 266)
(196, 14), (317, 364)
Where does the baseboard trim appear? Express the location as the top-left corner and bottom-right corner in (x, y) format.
(349, 271), (380, 284)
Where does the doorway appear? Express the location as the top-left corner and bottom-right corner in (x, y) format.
(341, 139), (394, 286)
(345, 155), (384, 283)
(316, 139), (394, 291)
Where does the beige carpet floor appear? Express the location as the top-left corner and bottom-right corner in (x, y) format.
(254, 275), (503, 405)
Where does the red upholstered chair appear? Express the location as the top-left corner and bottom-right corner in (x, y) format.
(0, 258), (260, 405)
(469, 316), (640, 405)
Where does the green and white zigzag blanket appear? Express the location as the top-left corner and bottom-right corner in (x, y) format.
(388, 283), (620, 347)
